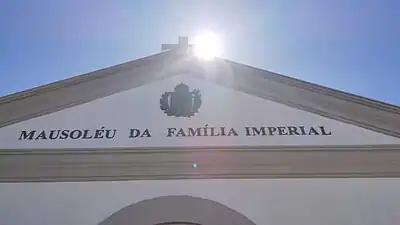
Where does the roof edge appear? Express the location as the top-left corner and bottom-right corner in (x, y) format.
(223, 59), (399, 114)
(0, 51), (171, 105)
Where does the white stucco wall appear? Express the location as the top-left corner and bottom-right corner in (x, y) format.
(0, 178), (399, 225)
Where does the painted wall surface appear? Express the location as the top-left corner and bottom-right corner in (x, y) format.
(0, 178), (399, 225)
(1, 74), (399, 149)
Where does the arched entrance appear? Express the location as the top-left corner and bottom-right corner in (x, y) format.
(98, 195), (256, 225)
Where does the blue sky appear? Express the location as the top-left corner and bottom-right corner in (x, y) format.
(1, 0), (399, 104)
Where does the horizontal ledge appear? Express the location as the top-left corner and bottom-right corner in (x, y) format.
(1, 149), (400, 182)
(1, 144), (400, 155)
(2, 172), (400, 183)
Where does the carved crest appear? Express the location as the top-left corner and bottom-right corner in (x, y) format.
(160, 83), (202, 118)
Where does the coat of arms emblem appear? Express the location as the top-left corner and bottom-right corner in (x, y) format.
(160, 83), (202, 117)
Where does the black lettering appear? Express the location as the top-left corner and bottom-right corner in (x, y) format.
(176, 128), (186, 137)
(277, 127), (288, 135)
(94, 127), (105, 139)
(299, 126), (307, 135)
(60, 130), (69, 139)
(210, 127), (220, 136)
(70, 130), (83, 139)
(19, 130), (36, 140)
(188, 128), (201, 136)
(82, 130), (93, 139)
(220, 127), (226, 136)
(227, 128), (239, 136)
(105, 129), (117, 139)
(287, 126), (300, 135)
(48, 130), (61, 140)
(203, 124), (209, 136)
(35, 131), (47, 140)
(308, 127), (320, 135)
(166, 128), (176, 137)
(267, 127), (277, 136)
(129, 129), (141, 138)
(245, 127), (251, 136)
(320, 126), (332, 135)
(140, 129), (152, 137)
(252, 127), (267, 136)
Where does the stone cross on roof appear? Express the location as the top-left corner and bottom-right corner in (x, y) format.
(161, 36), (193, 52)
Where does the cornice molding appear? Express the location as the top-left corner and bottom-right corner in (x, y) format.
(1, 145), (400, 182)
(226, 59), (399, 113)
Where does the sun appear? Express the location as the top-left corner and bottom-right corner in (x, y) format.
(193, 31), (223, 60)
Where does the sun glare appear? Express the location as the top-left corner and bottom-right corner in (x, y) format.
(193, 31), (223, 60)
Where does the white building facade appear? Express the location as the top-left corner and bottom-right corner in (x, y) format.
(1, 42), (399, 225)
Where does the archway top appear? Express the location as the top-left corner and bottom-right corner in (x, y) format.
(99, 195), (256, 225)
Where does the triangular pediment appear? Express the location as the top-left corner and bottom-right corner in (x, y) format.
(0, 51), (399, 151)
(0, 73), (399, 150)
